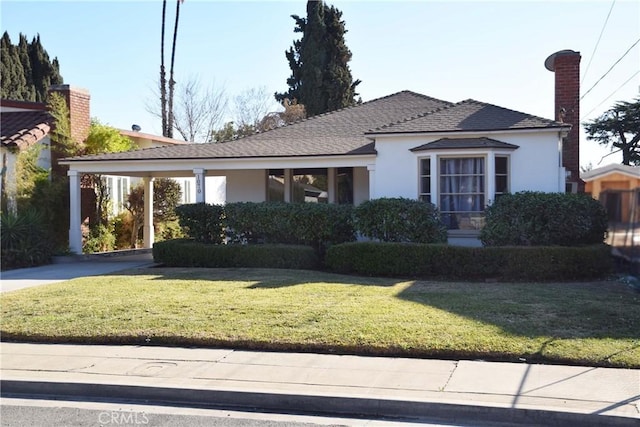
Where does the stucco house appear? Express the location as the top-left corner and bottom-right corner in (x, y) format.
(60, 50), (582, 254)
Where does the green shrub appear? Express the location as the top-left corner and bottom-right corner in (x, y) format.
(112, 211), (134, 250)
(480, 192), (608, 246)
(354, 198), (447, 243)
(1, 210), (54, 270)
(326, 242), (613, 281)
(175, 203), (224, 243)
(83, 223), (116, 253)
(153, 239), (320, 269)
(224, 202), (355, 253)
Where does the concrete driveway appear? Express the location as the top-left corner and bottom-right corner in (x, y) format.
(0, 251), (155, 293)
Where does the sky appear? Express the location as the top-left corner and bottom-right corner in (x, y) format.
(2, 0), (639, 168)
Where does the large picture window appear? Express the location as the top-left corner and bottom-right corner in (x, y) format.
(439, 157), (485, 230)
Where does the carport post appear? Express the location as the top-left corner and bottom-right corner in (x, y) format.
(194, 168), (206, 203)
(143, 177), (155, 248)
(68, 170), (82, 254)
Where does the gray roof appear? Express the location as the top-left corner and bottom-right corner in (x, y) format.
(63, 91), (451, 162)
(61, 92), (565, 163)
(410, 137), (519, 152)
(367, 99), (568, 134)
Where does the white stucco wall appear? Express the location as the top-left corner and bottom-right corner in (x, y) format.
(372, 130), (563, 205)
(225, 170), (267, 203)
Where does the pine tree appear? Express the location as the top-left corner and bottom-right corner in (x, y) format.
(0, 31), (63, 102)
(276, 0), (360, 117)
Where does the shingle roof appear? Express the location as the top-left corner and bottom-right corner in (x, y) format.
(410, 137), (520, 152)
(62, 91), (452, 162)
(367, 99), (568, 134)
(61, 92), (566, 164)
(1, 110), (52, 150)
(581, 164), (640, 181)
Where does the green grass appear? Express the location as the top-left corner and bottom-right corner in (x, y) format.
(2, 268), (639, 368)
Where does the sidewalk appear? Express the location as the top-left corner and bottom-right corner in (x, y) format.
(1, 342), (638, 426)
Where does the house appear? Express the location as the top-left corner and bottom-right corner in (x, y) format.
(582, 163), (640, 225)
(60, 50), (581, 254)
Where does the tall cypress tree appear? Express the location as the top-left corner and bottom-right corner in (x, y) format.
(275, 0), (360, 117)
(0, 31), (63, 102)
(1, 32), (27, 100)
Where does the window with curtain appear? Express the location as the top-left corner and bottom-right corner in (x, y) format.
(419, 158), (431, 203)
(439, 157), (485, 230)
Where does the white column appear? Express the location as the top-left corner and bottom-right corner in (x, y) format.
(430, 156), (438, 206)
(327, 167), (336, 203)
(486, 153), (496, 206)
(194, 168), (206, 203)
(367, 164), (376, 199)
(284, 169), (292, 202)
(68, 170), (82, 254)
(143, 177), (155, 248)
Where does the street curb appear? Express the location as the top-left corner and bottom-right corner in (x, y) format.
(2, 379), (637, 427)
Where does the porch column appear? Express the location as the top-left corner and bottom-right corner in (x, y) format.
(486, 153), (496, 206)
(430, 156), (438, 206)
(194, 168), (206, 203)
(68, 170), (82, 254)
(367, 164), (376, 199)
(284, 168), (292, 202)
(143, 177), (155, 248)
(327, 167), (336, 203)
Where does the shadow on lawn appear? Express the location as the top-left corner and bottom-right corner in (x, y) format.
(395, 280), (640, 342)
(143, 267), (402, 289)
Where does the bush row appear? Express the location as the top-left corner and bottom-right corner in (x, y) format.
(325, 242), (614, 281)
(154, 239), (614, 282)
(153, 239), (320, 270)
(176, 199), (447, 252)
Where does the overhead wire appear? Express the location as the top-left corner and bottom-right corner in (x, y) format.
(581, 70), (640, 120)
(582, 0), (616, 85)
(580, 37), (640, 101)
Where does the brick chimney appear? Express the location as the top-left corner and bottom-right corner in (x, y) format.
(544, 50), (583, 192)
(48, 84), (91, 144)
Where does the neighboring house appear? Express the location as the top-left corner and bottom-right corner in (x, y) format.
(582, 163), (640, 225)
(0, 99), (52, 215)
(60, 50), (582, 254)
(1, 85), (192, 222)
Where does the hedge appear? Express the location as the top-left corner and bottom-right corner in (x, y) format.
(325, 242), (614, 281)
(153, 239), (320, 270)
(480, 192), (608, 246)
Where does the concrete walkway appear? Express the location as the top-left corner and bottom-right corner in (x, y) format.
(1, 342), (638, 426)
(0, 251), (154, 293)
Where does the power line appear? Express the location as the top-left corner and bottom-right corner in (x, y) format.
(581, 70), (640, 120)
(580, 37), (640, 101)
(582, 0), (616, 85)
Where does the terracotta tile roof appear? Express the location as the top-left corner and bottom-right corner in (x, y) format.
(62, 91), (452, 162)
(1, 110), (52, 150)
(410, 137), (520, 152)
(367, 99), (569, 134)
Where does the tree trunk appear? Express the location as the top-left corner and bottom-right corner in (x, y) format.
(160, 0), (168, 137)
(167, 0), (182, 139)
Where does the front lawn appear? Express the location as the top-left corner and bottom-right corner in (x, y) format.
(1, 268), (638, 368)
